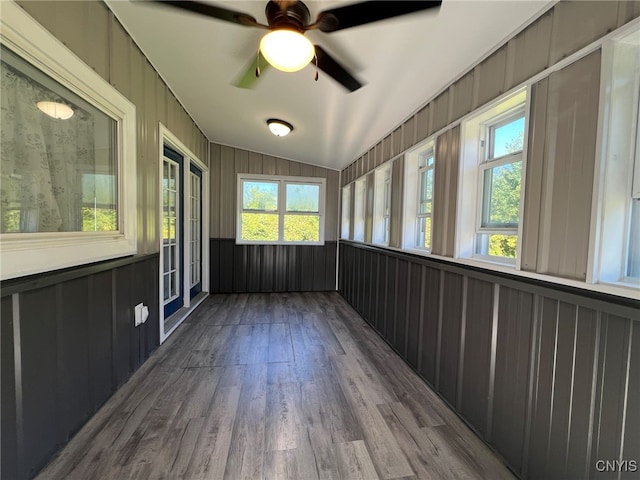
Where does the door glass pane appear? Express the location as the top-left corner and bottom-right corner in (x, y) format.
(163, 275), (170, 301)
(190, 171), (201, 288)
(162, 157), (180, 304)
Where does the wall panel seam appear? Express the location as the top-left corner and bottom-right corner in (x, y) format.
(486, 283), (500, 442)
(12, 292), (24, 478)
(435, 269), (445, 391)
(456, 275), (468, 411)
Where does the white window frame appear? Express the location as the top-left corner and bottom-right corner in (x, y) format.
(0, 2), (137, 280)
(341, 185), (351, 239)
(457, 88), (528, 267)
(474, 110), (525, 264)
(373, 164), (392, 245)
(353, 177), (366, 242)
(236, 173), (326, 246)
(403, 138), (436, 252)
(589, 27), (640, 288)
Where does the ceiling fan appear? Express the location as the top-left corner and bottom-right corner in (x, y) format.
(143, 0), (442, 92)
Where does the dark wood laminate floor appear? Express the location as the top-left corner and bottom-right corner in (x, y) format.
(36, 292), (515, 480)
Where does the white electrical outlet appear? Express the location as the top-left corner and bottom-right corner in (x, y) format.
(134, 303), (144, 327)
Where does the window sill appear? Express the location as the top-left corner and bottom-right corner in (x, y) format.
(236, 240), (325, 246)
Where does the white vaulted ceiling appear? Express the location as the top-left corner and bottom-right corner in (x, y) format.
(106, 0), (552, 170)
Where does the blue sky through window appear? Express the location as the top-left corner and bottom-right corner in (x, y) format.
(492, 116), (525, 158)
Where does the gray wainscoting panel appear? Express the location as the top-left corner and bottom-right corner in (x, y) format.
(418, 266), (441, 385)
(492, 286), (534, 473)
(438, 271), (464, 407)
(210, 239), (337, 293)
(0, 255), (160, 480)
(338, 241), (639, 480)
(1, 295), (17, 480)
(461, 277), (494, 437)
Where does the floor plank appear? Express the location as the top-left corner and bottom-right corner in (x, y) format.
(35, 292), (515, 480)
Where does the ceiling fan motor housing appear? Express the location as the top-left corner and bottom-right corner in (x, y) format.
(265, 0), (311, 31)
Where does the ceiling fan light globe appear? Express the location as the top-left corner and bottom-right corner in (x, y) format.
(259, 30), (314, 73)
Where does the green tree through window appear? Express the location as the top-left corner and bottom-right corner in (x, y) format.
(239, 177), (323, 243)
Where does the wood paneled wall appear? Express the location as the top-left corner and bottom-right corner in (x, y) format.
(17, 0), (210, 255)
(209, 143), (340, 241)
(1, 256), (159, 480)
(339, 241), (640, 480)
(521, 50), (601, 280)
(3, 4), (208, 478)
(341, 1), (639, 188)
(208, 143), (340, 292)
(340, 1), (639, 282)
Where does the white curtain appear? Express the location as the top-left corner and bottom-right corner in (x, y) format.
(0, 61), (94, 233)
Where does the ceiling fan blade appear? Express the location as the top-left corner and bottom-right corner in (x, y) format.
(146, 0), (266, 28)
(314, 45), (363, 93)
(315, 1), (441, 33)
(233, 52), (271, 89)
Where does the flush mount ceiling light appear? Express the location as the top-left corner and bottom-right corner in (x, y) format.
(259, 29), (315, 73)
(267, 118), (293, 137)
(36, 101), (74, 120)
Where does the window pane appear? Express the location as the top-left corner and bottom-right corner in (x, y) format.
(491, 116), (524, 158)
(286, 184), (319, 212)
(384, 180), (391, 215)
(341, 187), (350, 239)
(419, 151), (434, 168)
(627, 199), (640, 278)
(241, 213), (278, 241)
(482, 161), (521, 228)
(242, 181), (278, 211)
(284, 215), (319, 242)
(416, 216), (432, 250)
(476, 233), (518, 259)
(419, 169), (433, 214)
(0, 46), (117, 233)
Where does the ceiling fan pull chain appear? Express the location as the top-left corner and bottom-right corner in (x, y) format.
(314, 54), (319, 82)
(256, 49), (261, 78)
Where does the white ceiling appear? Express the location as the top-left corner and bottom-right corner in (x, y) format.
(106, 0), (552, 171)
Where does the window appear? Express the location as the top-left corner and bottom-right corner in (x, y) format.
(0, 2), (136, 280)
(237, 174), (325, 245)
(592, 29), (640, 286)
(353, 178), (366, 242)
(403, 139), (435, 251)
(416, 149), (435, 250)
(373, 165), (392, 245)
(457, 89), (527, 265)
(341, 185), (351, 239)
(475, 112), (525, 261)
